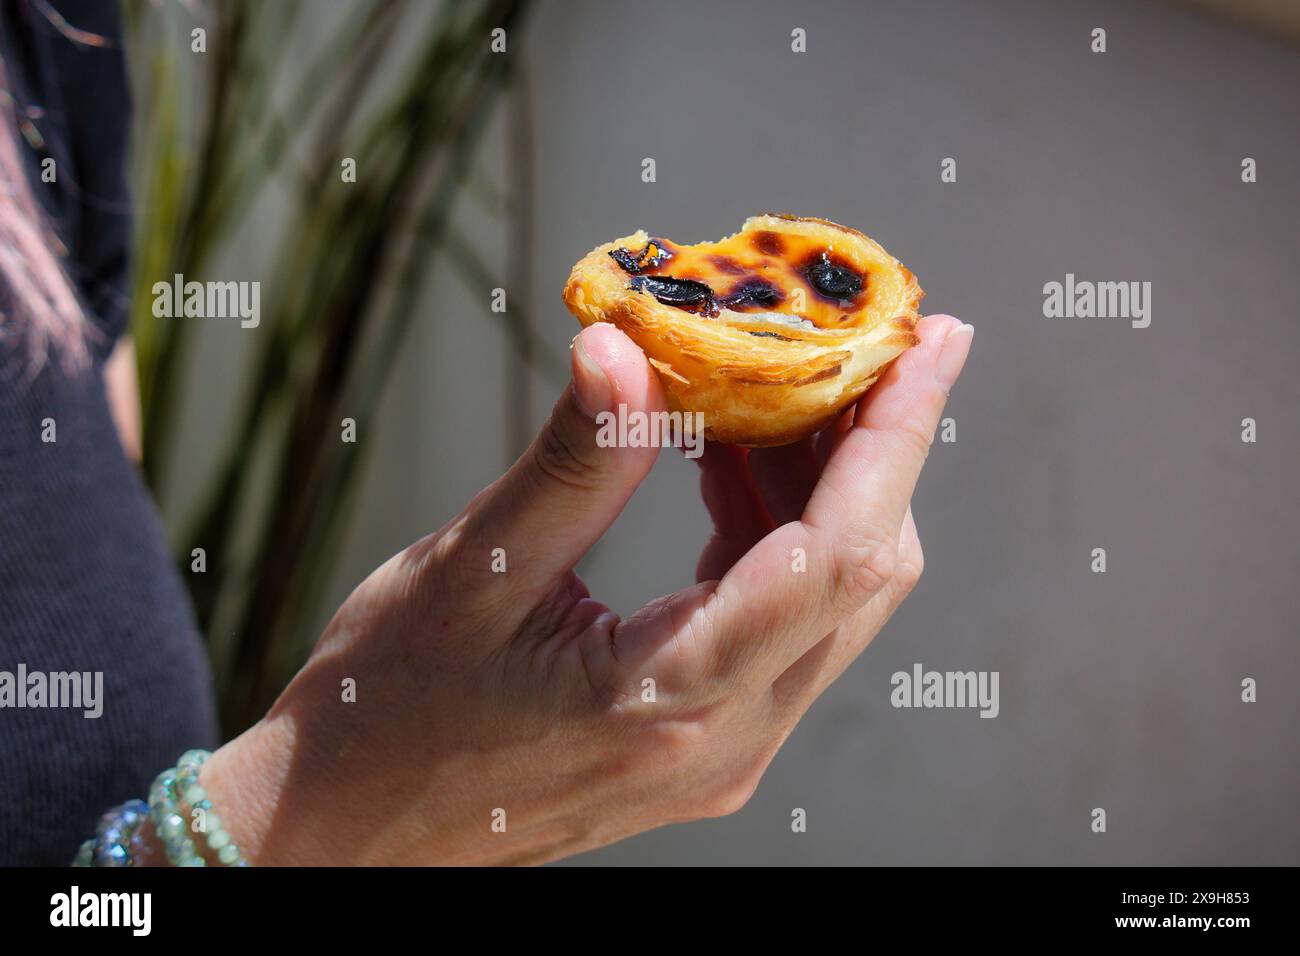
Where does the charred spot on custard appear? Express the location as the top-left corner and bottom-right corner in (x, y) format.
(629, 272), (784, 318)
(610, 239), (673, 275)
(629, 275), (718, 316)
(707, 254), (747, 275)
(718, 277), (783, 311)
(801, 251), (865, 303)
(751, 231), (784, 256)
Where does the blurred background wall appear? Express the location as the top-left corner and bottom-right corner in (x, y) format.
(146, 0), (1300, 864)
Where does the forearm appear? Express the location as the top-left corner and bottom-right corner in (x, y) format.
(104, 334), (141, 463)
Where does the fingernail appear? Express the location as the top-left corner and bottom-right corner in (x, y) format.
(572, 334), (615, 419)
(936, 322), (974, 391)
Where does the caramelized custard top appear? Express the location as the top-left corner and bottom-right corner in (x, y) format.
(610, 230), (869, 329)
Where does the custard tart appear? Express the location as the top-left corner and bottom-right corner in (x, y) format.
(562, 214), (922, 446)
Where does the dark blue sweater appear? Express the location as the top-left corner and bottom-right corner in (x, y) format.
(0, 0), (219, 865)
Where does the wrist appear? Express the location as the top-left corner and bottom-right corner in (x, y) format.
(201, 713), (334, 866)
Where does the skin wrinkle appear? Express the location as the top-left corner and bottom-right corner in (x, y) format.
(701, 577), (763, 686)
(824, 528), (897, 618)
(601, 612), (624, 668)
(577, 618), (634, 713)
(530, 409), (601, 491)
(666, 584), (713, 687)
(551, 604), (619, 696)
(513, 571), (585, 647)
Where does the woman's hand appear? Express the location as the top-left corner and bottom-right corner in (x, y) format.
(202, 313), (972, 865)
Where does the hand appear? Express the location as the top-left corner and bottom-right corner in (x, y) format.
(202, 313), (973, 865)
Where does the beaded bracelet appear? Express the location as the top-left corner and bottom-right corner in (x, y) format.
(71, 798), (149, 867)
(71, 749), (250, 867)
(148, 749), (249, 867)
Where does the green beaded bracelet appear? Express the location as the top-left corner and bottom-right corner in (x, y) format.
(147, 749), (250, 867)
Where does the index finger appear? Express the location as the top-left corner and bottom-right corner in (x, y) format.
(701, 314), (973, 685)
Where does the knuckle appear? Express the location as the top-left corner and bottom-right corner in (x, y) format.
(697, 762), (766, 819)
(892, 420), (936, 463)
(827, 530), (898, 610)
(895, 550), (924, 596)
(531, 421), (598, 491)
(700, 783), (755, 819)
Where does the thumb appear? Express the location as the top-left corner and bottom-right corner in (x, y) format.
(453, 322), (665, 611)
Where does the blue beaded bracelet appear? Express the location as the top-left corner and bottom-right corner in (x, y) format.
(96, 798), (149, 867)
(71, 798), (149, 867)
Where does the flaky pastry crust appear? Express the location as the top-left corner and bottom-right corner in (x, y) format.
(562, 214), (922, 446)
